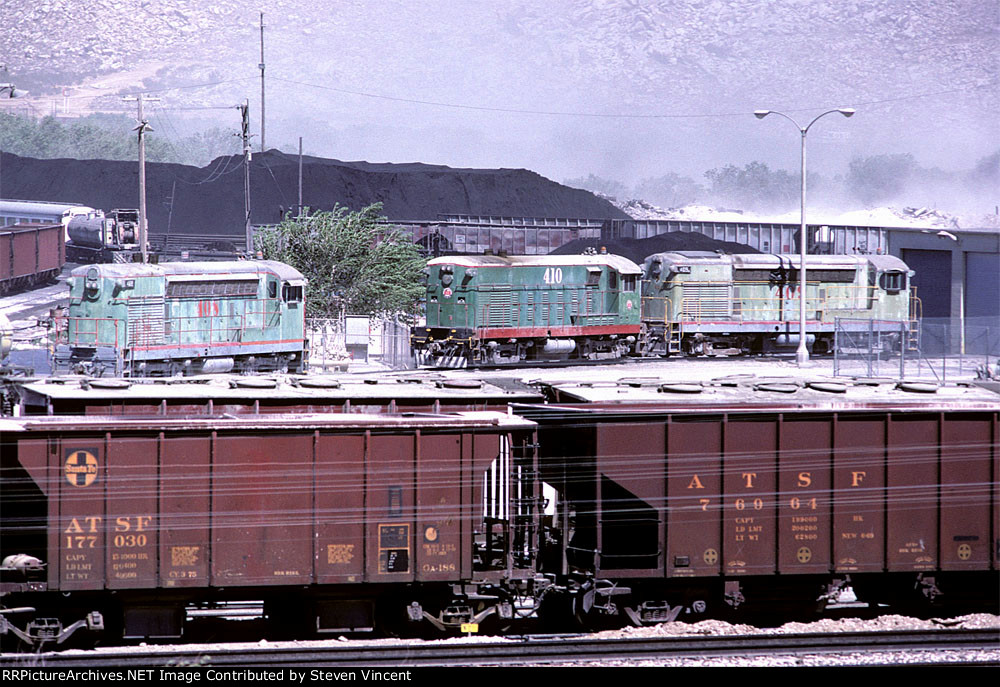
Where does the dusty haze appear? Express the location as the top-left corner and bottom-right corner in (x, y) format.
(2, 1), (997, 214)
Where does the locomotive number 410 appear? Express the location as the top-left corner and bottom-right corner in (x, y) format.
(543, 267), (564, 285)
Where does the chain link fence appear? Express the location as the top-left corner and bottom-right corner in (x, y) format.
(834, 316), (1000, 381)
(305, 315), (412, 371)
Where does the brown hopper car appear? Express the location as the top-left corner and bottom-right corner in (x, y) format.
(1, 375), (997, 647)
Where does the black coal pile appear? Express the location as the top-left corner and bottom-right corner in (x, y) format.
(1, 151), (627, 235)
(550, 233), (760, 265)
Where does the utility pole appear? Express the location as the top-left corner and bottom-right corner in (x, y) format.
(124, 93), (159, 263)
(259, 11), (266, 153)
(238, 100), (253, 256)
(298, 136), (303, 216)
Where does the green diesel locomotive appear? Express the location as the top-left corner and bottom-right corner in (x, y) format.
(52, 260), (307, 376)
(640, 251), (917, 356)
(411, 254), (642, 367)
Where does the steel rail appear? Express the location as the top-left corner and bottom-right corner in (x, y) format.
(5, 628), (997, 668)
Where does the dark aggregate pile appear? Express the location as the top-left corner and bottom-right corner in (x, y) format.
(1, 151), (628, 235)
(551, 234), (760, 266)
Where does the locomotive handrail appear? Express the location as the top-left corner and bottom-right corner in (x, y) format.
(56, 316), (121, 348)
(470, 288), (626, 332)
(651, 280), (903, 325)
(121, 297), (285, 349)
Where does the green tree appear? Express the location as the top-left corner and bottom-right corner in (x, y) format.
(704, 161), (798, 211)
(970, 149), (999, 188)
(633, 173), (704, 207)
(254, 204), (425, 319)
(0, 113), (239, 166)
(563, 173), (630, 200)
(847, 153), (918, 205)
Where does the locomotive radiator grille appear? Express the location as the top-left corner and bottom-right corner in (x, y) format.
(483, 289), (512, 327)
(680, 284), (731, 320)
(127, 296), (165, 346)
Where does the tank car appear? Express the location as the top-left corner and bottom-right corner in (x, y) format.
(639, 252), (917, 356)
(65, 209), (142, 264)
(411, 254), (642, 367)
(51, 260), (307, 376)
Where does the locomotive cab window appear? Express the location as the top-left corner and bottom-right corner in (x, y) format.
(586, 267), (601, 286)
(879, 271), (905, 293)
(622, 275), (637, 292)
(282, 283), (303, 302)
(267, 279), (278, 299)
(609, 270), (618, 290)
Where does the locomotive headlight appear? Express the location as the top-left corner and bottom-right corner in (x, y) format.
(84, 267), (100, 293)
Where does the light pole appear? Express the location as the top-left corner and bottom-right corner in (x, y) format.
(754, 107), (855, 365)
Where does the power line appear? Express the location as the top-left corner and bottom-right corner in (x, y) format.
(270, 75), (994, 120)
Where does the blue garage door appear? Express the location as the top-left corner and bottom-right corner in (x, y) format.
(902, 249), (952, 355)
(965, 252), (1000, 355)
(902, 249), (951, 318)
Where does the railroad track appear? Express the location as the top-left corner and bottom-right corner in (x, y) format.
(4, 628), (997, 668)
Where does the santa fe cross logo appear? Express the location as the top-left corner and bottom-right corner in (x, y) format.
(64, 449), (99, 487)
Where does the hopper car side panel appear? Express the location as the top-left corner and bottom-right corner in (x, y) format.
(35, 426), (515, 590)
(886, 416), (939, 571)
(530, 406), (997, 597)
(722, 418), (777, 576)
(665, 417), (722, 578)
(940, 415), (993, 570)
(777, 418), (832, 574)
(832, 417), (885, 573)
(595, 422), (665, 577)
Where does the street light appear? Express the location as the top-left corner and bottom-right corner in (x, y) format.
(754, 107), (855, 365)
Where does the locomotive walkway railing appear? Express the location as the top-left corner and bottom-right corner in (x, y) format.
(641, 281), (906, 325)
(426, 287), (630, 333)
